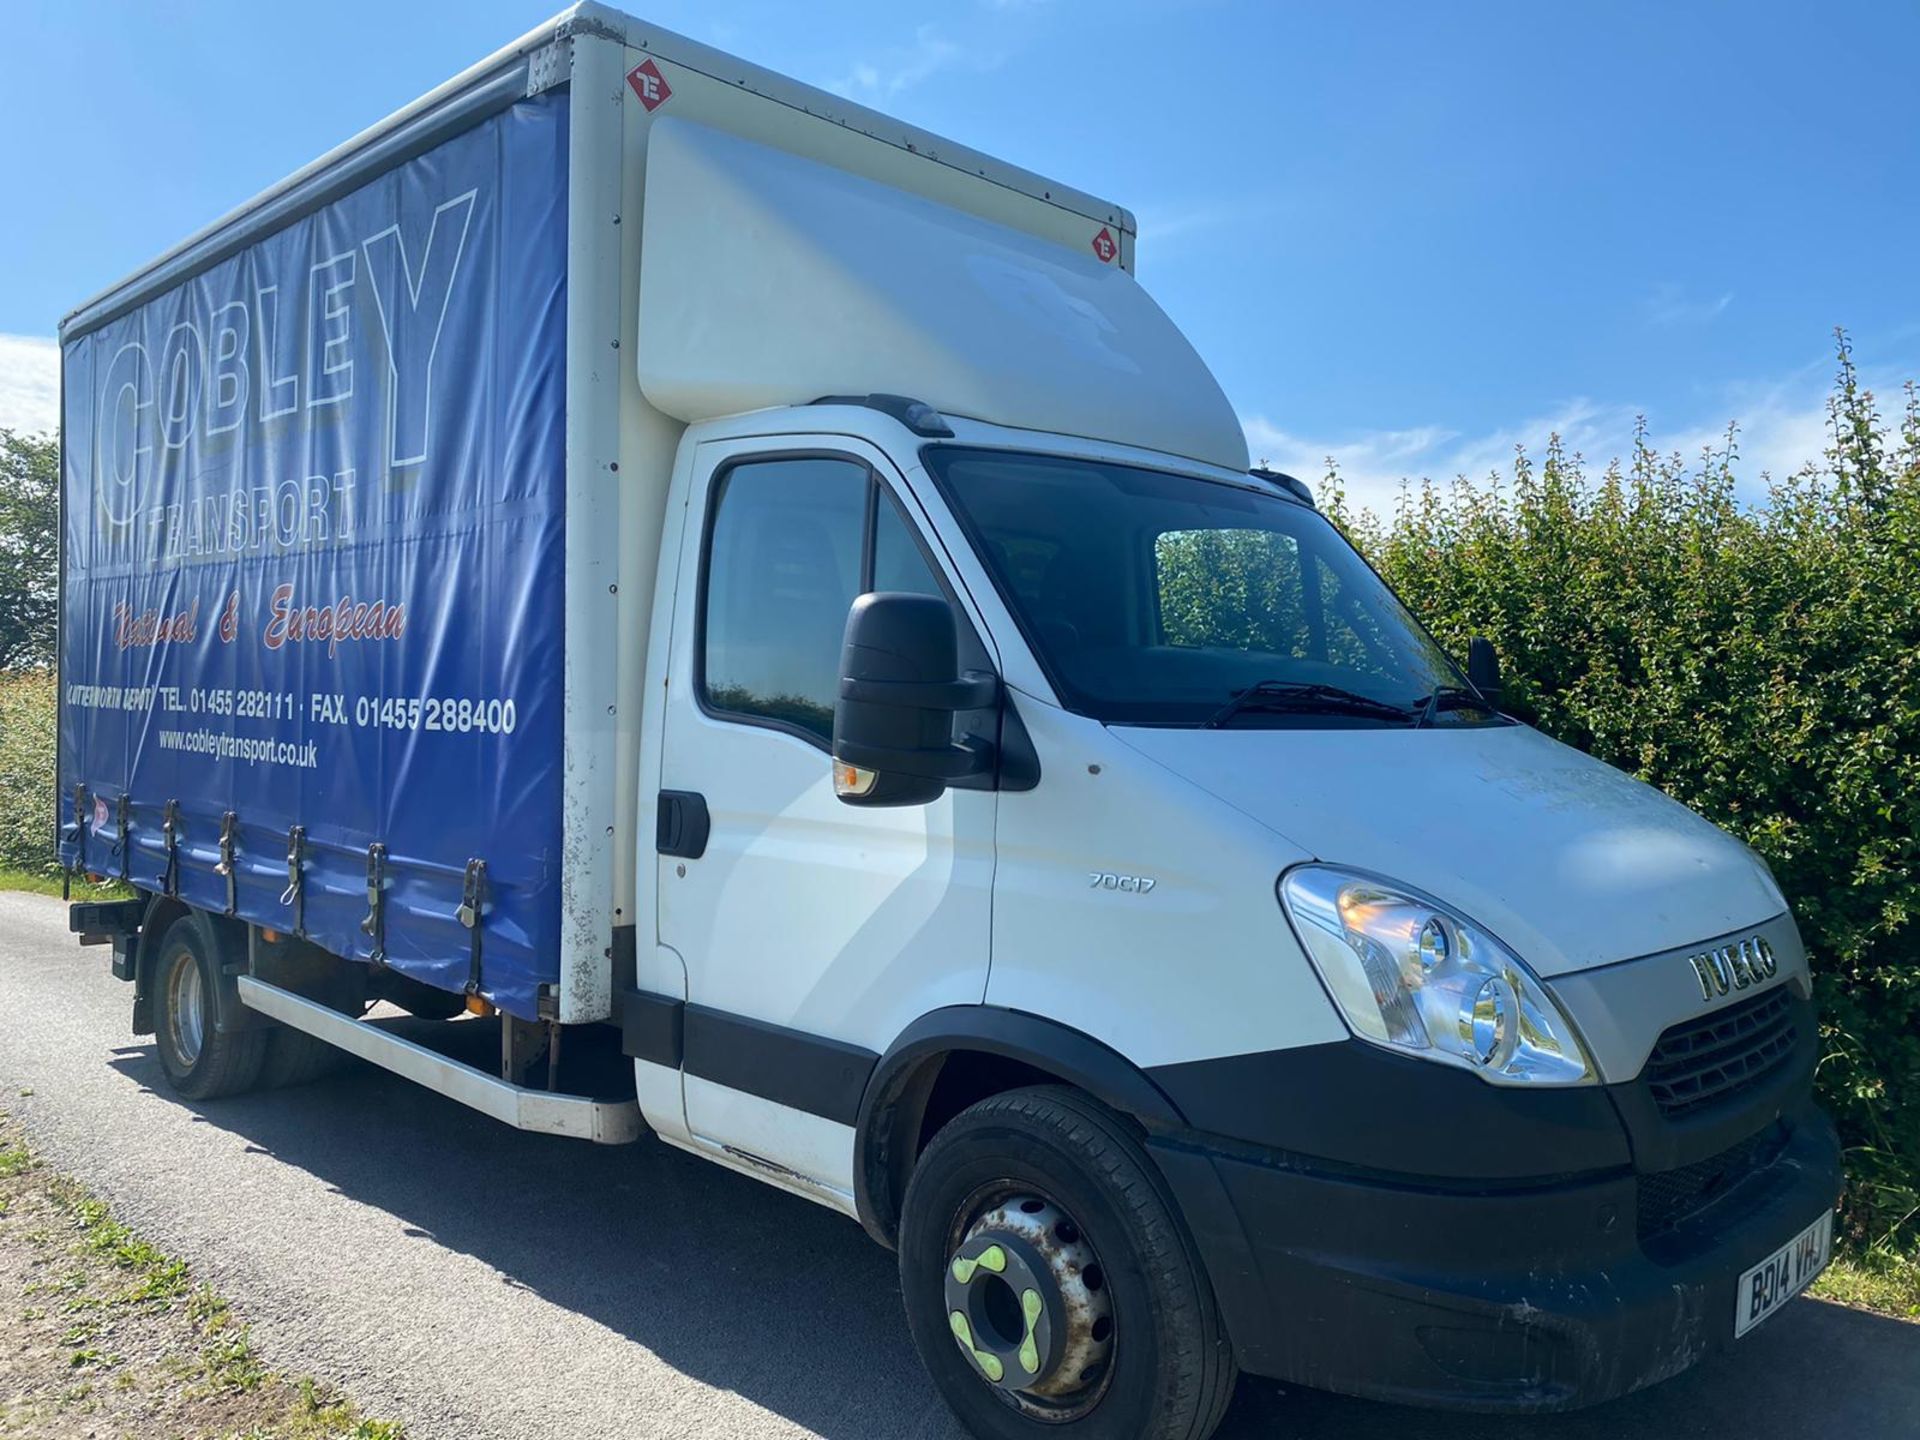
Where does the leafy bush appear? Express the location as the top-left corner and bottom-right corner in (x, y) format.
(1326, 337), (1920, 1250)
(0, 429), (58, 671)
(0, 668), (57, 876)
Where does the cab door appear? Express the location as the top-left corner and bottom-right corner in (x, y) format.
(655, 437), (997, 1206)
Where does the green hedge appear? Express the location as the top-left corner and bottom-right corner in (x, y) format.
(1326, 340), (1919, 1250)
(0, 669), (56, 876)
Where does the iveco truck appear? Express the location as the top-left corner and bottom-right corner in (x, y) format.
(55, 7), (1842, 1435)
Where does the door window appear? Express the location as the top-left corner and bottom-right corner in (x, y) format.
(871, 489), (945, 597)
(700, 457), (947, 745)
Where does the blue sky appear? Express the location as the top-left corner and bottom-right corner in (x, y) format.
(3, 0), (1915, 510)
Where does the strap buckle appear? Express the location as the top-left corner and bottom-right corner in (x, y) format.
(116, 795), (131, 882)
(459, 859), (489, 996)
(361, 843), (389, 963)
(280, 825), (307, 934)
(215, 811), (238, 914)
(160, 799), (181, 897)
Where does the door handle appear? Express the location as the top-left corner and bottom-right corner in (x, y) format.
(657, 790), (710, 860)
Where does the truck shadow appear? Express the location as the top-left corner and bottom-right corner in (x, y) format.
(110, 1039), (1920, 1440)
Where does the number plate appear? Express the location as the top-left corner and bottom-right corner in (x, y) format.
(1734, 1209), (1832, 1338)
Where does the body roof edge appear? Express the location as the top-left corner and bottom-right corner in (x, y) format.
(61, 4), (1133, 343)
(577, 2), (1130, 232)
(59, 8), (579, 341)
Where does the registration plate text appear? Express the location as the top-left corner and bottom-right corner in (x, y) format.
(1734, 1210), (1832, 1338)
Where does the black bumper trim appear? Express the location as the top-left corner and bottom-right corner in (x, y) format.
(1150, 1104), (1843, 1410)
(1148, 1038), (1633, 1182)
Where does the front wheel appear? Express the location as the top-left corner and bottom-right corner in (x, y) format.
(152, 917), (268, 1100)
(899, 1086), (1236, 1440)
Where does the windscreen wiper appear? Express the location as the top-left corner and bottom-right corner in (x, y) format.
(1204, 680), (1414, 729)
(1408, 684), (1494, 729)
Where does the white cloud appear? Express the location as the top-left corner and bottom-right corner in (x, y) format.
(1131, 202), (1241, 255)
(1661, 401), (1828, 491)
(828, 25), (967, 100)
(1243, 398), (1639, 516)
(1641, 282), (1734, 327)
(1240, 368), (1866, 519)
(0, 334), (59, 437)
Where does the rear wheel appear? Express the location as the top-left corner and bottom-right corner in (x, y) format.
(257, 953), (359, 1090)
(152, 917), (267, 1100)
(258, 1026), (341, 1089)
(899, 1086), (1236, 1440)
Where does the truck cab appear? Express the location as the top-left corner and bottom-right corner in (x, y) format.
(626, 397), (1840, 1427)
(55, 8), (1841, 1437)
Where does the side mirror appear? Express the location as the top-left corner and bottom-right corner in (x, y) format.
(833, 593), (997, 807)
(1467, 635), (1503, 707)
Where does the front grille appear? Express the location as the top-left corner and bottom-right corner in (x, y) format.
(1643, 985), (1798, 1120)
(1637, 1126), (1780, 1240)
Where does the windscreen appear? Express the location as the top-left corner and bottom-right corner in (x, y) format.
(927, 447), (1490, 728)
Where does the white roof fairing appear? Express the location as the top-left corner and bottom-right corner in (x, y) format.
(636, 118), (1250, 474)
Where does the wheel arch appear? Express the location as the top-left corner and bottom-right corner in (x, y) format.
(129, 890), (191, 1035)
(133, 896), (254, 1037)
(853, 1005), (1188, 1248)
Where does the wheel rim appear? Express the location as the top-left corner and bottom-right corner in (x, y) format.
(166, 947), (206, 1067)
(942, 1186), (1115, 1422)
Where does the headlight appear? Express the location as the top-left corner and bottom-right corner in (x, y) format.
(1278, 865), (1593, 1086)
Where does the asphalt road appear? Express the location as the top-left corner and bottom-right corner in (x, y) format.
(2, 889), (1915, 1440)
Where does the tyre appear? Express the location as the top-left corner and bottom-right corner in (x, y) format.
(257, 960), (358, 1090)
(151, 916), (268, 1100)
(899, 1086), (1237, 1440)
(258, 1026), (341, 1089)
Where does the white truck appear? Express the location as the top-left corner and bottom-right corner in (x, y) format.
(57, 7), (1841, 1435)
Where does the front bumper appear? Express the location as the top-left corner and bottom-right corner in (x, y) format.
(1154, 1105), (1840, 1410)
(1146, 1008), (1843, 1413)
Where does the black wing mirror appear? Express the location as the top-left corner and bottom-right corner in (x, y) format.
(833, 593), (996, 807)
(1467, 635), (1503, 707)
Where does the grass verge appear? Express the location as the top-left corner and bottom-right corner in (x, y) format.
(1813, 1249), (1920, 1322)
(0, 867), (132, 900)
(0, 1111), (403, 1438)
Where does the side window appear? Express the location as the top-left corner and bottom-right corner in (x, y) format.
(701, 459), (965, 746)
(702, 458), (868, 742)
(871, 490), (944, 597)
(875, 485), (998, 681)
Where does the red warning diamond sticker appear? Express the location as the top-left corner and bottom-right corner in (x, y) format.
(627, 58), (673, 111)
(1091, 227), (1118, 264)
